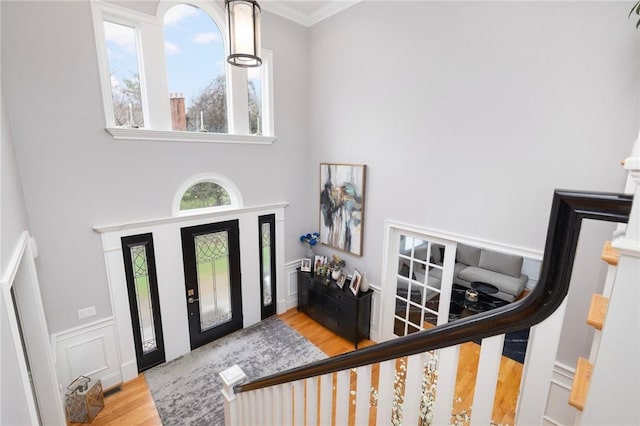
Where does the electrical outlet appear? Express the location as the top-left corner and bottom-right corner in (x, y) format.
(78, 306), (96, 319)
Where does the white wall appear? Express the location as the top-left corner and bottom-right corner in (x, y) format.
(1, 1), (312, 334)
(307, 1), (639, 365)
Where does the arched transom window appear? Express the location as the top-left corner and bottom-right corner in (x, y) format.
(173, 174), (243, 216)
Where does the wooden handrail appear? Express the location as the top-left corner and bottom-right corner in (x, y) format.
(236, 190), (632, 393)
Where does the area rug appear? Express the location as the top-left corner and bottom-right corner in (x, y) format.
(144, 316), (327, 426)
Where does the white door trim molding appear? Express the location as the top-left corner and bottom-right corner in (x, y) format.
(1, 231), (66, 425)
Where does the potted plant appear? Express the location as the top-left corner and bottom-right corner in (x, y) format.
(299, 232), (320, 258)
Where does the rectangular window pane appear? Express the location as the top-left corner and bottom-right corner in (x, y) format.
(195, 232), (232, 330)
(248, 67), (262, 135)
(163, 5), (228, 133)
(261, 222), (272, 306)
(129, 245), (157, 353)
(103, 21), (144, 128)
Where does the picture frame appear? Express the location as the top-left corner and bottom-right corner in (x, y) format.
(336, 270), (347, 289)
(349, 269), (362, 295)
(314, 255), (325, 272)
(300, 258), (312, 272)
(319, 163), (367, 257)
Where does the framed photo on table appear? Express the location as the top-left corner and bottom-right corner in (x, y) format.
(336, 270), (347, 288)
(349, 269), (362, 295)
(300, 258), (312, 272)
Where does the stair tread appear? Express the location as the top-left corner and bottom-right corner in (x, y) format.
(586, 294), (609, 330)
(601, 240), (619, 266)
(569, 357), (593, 411)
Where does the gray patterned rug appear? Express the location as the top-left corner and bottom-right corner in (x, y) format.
(144, 316), (327, 425)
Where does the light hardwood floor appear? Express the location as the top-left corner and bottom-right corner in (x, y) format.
(71, 309), (521, 425)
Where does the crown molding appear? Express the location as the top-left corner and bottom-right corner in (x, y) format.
(261, 0), (362, 27)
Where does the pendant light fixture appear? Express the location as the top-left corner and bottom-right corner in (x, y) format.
(226, 0), (262, 67)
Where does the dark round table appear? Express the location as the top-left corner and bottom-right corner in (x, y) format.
(471, 281), (499, 295)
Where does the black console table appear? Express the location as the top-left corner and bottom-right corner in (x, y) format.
(297, 270), (372, 348)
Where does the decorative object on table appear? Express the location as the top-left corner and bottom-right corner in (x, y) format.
(329, 254), (346, 280)
(300, 258), (312, 272)
(360, 272), (370, 292)
(331, 268), (342, 280)
(349, 269), (362, 295)
(65, 375), (104, 423)
(319, 163), (366, 256)
(300, 232), (320, 258)
(313, 255), (325, 273)
(336, 270), (347, 288)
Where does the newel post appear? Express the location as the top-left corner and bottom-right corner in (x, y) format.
(220, 364), (248, 426)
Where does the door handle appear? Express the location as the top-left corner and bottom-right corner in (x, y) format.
(188, 297), (199, 304)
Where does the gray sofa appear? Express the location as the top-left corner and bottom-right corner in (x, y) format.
(400, 243), (528, 303)
(450, 244), (528, 302)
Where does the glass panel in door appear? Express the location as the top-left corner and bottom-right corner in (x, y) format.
(259, 214), (276, 319)
(121, 233), (165, 372)
(194, 231), (232, 330)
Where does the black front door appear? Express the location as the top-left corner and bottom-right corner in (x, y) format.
(180, 220), (243, 350)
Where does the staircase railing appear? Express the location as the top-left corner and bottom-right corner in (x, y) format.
(223, 190), (632, 425)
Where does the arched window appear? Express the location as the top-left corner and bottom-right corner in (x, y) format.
(163, 4), (228, 133)
(173, 174), (243, 216)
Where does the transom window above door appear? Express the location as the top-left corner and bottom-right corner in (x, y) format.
(173, 174), (243, 216)
(91, 1), (274, 144)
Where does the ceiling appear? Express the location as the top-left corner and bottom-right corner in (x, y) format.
(260, 0), (362, 27)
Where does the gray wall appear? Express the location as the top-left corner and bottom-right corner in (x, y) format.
(1, 86), (33, 423)
(307, 1), (639, 365)
(1, 1), (312, 333)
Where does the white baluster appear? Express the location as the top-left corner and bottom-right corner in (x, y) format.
(375, 359), (396, 424)
(293, 380), (304, 425)
(335, 370), (350, 424)
(354, 364), (372, 425)
(306, 376), (318, 425)
(402, 353), (427, 424)
(432, 346), (460, 425)
(272, 384), (283, 424)
(282, 382), (293, 425)
(516, 299), (568, 424)
(470, 334), (504, 425)
(319, 373), (333, 425)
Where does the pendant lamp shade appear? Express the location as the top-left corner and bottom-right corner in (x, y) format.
(226, 0), (262, 67)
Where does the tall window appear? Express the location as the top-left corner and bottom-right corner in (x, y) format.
(103, 21), (144, 127)
(163, 5), (227, 133)
(92, 2), (274, 142)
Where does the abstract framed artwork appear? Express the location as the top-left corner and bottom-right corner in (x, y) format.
(319, 163), (366, 256)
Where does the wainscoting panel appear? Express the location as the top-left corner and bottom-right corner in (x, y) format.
(542, 362), (577, 426)
(284, 260), (300, 311)
(52, 318), (121, 392)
